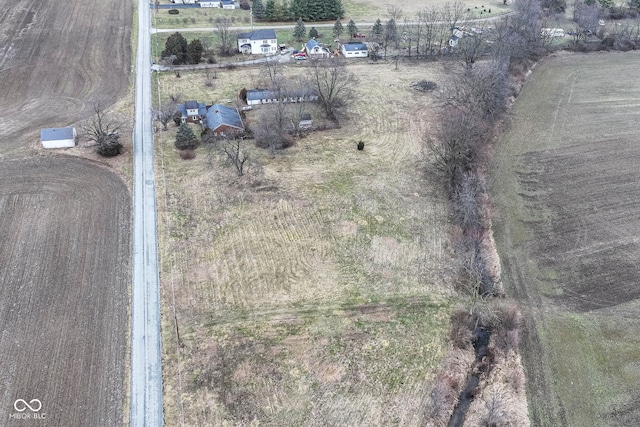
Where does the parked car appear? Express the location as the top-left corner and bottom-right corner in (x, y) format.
(353, 33), (366, 38)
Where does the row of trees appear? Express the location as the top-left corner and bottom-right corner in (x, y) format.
(425, 1), (546, 423)
(252, 0), (344, 22)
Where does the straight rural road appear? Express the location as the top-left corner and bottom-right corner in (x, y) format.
(130, 0), (163, 425)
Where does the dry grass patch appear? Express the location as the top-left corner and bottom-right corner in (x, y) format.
(157, 59), (459, 425)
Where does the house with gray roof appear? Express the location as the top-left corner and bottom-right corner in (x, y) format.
(204, 104), (244, 136)
(341, 42), (368, 58)
(177, 100), (208, 123)
(237, 29), (277, 55)
(304, 39), (331, 58)
(40, 127), (76, 149)
(245, 88), (319, 105)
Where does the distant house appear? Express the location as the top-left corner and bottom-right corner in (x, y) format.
(177, 100), (207, 123)
(341, 42), (368, 57)
(245, 88), (319, 105)
(221, 0), (236, 8)
(204, 104), (244, 136)
(304, 39), (331, 57)
(237, 29), (277, 55)
(299, 113), (312, 129)
(200, 0), (221, 6)
(40, 127), (76, 149)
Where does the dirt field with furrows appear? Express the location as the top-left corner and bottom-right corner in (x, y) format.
(0, 157), (131, 427)
(0, 0), (133, 425)
(155, 60), (460, 425)
(0, 0), (132, 158)
(491, 51), (640, 426)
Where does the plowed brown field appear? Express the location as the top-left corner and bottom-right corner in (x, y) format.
(491, 51), (640, 427)
(0, 157), (131, 426)
(0, 0), (132, 157)
(0, 1), (133, 425)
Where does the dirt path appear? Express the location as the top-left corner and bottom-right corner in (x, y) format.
(0, 157), (131, 426)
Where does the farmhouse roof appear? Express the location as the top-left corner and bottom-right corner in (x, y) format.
(246, 88), (318, 102)
(306, 39), (320, 50)
(178, 101), (207, 117)
(246, 89), (274, 101)
(342, 42), (367, 51)
(40, 127), (75, 141)
(205, 104), (244, 131)
(237, 29), (277, 41)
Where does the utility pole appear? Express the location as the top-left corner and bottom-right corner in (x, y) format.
(250, 6), (253, 30)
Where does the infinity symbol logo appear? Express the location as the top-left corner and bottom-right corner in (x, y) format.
(14, 399), (42, 412)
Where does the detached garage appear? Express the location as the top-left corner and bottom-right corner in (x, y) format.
(41, 127), (77, 149)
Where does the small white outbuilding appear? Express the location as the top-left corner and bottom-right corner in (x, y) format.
(40, 127), (77, 149)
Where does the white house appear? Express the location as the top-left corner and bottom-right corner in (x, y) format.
(221, 0), (236, 8)
(40, 127), (77, 149)
(341, 42), (368, 57)
(177, 100), (207, 123)
(200, 1), (221, 6)
(237, 29), (277, 55)
(304, 39), (331, 57)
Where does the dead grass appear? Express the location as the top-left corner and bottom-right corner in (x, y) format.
(156, 59), (461, 425)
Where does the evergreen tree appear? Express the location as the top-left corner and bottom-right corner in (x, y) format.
(187, 39), (203, 64)
(307, 0), (323, 20)
(333, 19), (344, 38)
(162, 32), (188, 64)
(326, 0), (344, 19)
(175, 124), (199, 150)
(252, 0), (266, 19)
(293, 17), (307, 41)
(265, 0), (276, 20)
(309, 27), (319, 38)
(371, 18), (383, 38)
(281, 0), (292, 20)
(289, 0), (307, 20)
(347, 19), (358, 38)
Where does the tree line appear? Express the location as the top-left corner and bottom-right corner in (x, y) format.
(252, 0), (344, 22)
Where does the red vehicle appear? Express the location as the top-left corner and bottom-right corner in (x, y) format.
(292, 51), (307, 60)
(353, 33), (366, 38)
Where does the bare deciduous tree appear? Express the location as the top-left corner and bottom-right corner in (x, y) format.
(457, 30), (487, 68)
(260, 56), (282, 85)
(81, 102), (124, 157)
(204, 68), (217, 87)
(219, 136), (250, 176)
(253, 103), (289, 156)
(307, 58), (356, 123)
(214, 17), (236, 56)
